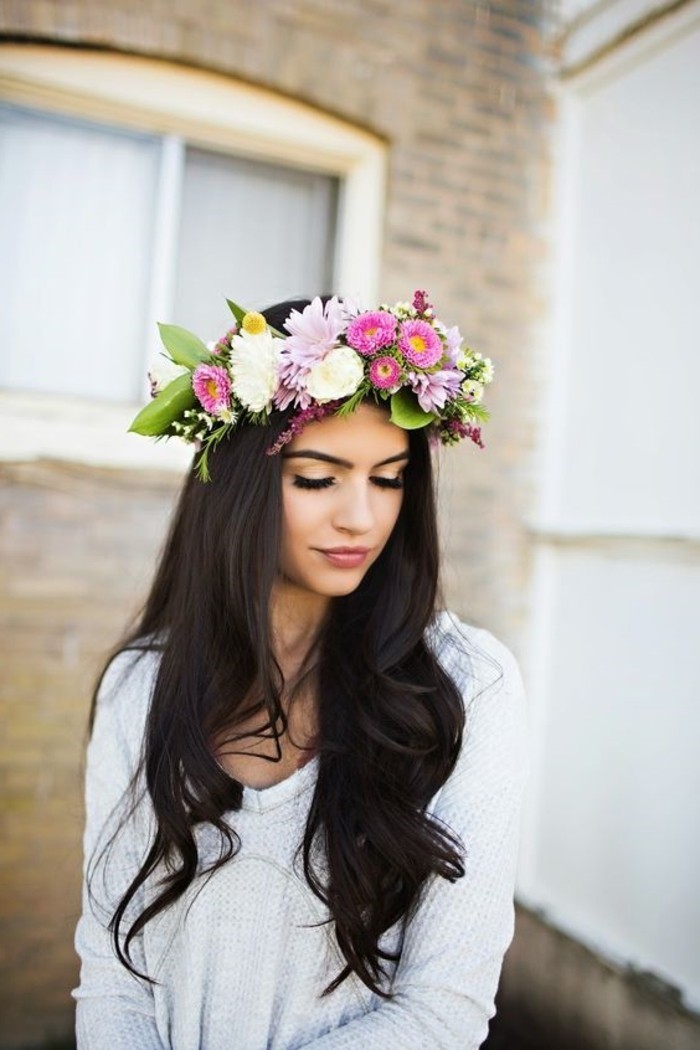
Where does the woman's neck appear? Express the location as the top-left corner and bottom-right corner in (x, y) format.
(211, 579), (326, 789)
(269, 579), (330, 672)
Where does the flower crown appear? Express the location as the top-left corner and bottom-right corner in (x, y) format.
(129, 290), (493, 480)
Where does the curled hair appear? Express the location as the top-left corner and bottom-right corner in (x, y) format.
(90, 300), (466, 998)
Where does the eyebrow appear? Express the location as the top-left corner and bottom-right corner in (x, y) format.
(281, 450), (410, 469)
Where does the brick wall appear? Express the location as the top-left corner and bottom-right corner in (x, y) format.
(0, 2), (555, 1044)
(0, 461), (180, 1046)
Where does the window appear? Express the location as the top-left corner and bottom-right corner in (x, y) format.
(0, 105), (337, 405)
(0, 45), (386, 471)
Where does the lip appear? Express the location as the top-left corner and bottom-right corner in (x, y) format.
(316, 546), (371, 568)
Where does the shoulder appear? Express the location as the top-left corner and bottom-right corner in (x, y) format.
(98, 643), (161, 712)
(426, 610), (529, 792)
(91, 643), (162, 768)
(426, 610), (523, 706)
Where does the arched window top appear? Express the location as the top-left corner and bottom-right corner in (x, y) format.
(0, 45), (387, 472)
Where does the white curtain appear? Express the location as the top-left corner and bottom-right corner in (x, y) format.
(0, 107), (338, 404)
(173, 147), (337, 342)
(0, 105), (160, 403)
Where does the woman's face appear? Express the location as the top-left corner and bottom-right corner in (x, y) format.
(279, 402), (410, 600)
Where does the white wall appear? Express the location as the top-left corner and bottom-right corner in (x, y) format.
(520, 2), (700, 1009)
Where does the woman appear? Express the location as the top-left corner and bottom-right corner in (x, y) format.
(73, 293), (527, 1049)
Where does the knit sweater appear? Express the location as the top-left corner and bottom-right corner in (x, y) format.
(73, 612), (528, 1050)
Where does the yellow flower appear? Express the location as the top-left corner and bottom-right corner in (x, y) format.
(242, 312), (267, 336)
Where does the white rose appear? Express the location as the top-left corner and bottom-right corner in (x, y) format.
(148, 356), (188, 395)
(462, 379), (484, 403)
(230, 329), (282, 412)
(305, 346), (364, 403)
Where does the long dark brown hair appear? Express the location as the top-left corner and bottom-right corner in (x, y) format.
(90, 299), (468, 998)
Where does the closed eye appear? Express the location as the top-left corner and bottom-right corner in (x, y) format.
(291, 475), (403, 490)
(292, 476), (335, 489)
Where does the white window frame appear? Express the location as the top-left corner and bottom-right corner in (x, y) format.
(0, 45), (387, 473)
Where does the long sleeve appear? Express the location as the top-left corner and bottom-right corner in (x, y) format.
(299, 624), (529, 1050)
(72, 650), (166, 1050)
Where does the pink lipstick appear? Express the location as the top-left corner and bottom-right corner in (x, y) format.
(317, 547), (370, 568)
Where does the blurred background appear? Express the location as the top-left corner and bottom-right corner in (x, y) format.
(0, 1), (699, 1048)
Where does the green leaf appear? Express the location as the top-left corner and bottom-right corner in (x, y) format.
(195, 423), (233, 482)
(463, 402), (490, 423)
(336, 384), (370, 418)
(390, 388), (436, 430)
(157, 324), (210, 368)
(226, 299), (248, 326)
(128, 373), (195, 436)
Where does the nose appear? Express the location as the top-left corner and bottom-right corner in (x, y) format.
(332, 479), (375, 535)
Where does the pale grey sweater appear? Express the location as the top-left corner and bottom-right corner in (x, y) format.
(73, 613), (528, 1049)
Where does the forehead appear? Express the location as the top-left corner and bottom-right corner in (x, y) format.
(285, 403), (409, 462)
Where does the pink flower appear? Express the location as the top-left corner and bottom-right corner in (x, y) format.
(412, 289), (433, 314)
(276, 297), (346, 410)
(273, 371), (312, 411)
(283, 296), (346, 364)
(266, 401), (342, 456)
(210, 324), (239, 355)
(407, 367), (462, 413)
(398, 320), (443, 368)
(441, 419), (484, 448)
(369, 355), (401, 390)
(444, 325), (463, 365)
(346, 311), (397, 356)
(192, 364), (232, 415)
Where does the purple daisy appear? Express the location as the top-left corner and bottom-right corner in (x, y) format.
(283, 296), (346, 364)
(192, 364), (232, 415)
(443, 325), (463, 365)
(276, 296), (346, 409)
(369, 355), (401, 390)
(346, 311), (397, 356)
(398, 320), (443, 369)
(407, 366), (462, 413)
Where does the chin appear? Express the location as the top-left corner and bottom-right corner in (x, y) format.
(312, 577), (366, 598)
(303, 568), (369, 599)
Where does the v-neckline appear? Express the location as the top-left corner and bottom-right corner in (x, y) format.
(239, 753), (320, 813)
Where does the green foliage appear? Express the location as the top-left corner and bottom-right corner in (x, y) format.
(464, 402), (490, 423)
(226, 299), (247, 327)
(336, 384), (370, 418)
(157, 324), (210, 368)
(195, 423), (232, 482)
(390, 388), (436, 430)
(128, 373), (195, 437)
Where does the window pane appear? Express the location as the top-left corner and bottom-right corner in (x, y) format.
(0, 105), (159, 402)
(555, 27), (700, 532)
(173, 147), (337, 341)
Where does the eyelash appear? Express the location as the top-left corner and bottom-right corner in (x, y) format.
(292, 475), (404, 491)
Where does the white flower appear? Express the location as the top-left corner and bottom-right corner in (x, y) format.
(229, 329), (282, 412)
(480, 357), (494, 383)
(462, 379), (484, 403)
(339, 295), (362, 322)
(148, 356), (188, 395)
(305, 346), (364, 403)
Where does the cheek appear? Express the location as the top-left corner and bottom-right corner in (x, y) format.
(378, 492), (404, 539)
(281, 488), (322, 553)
